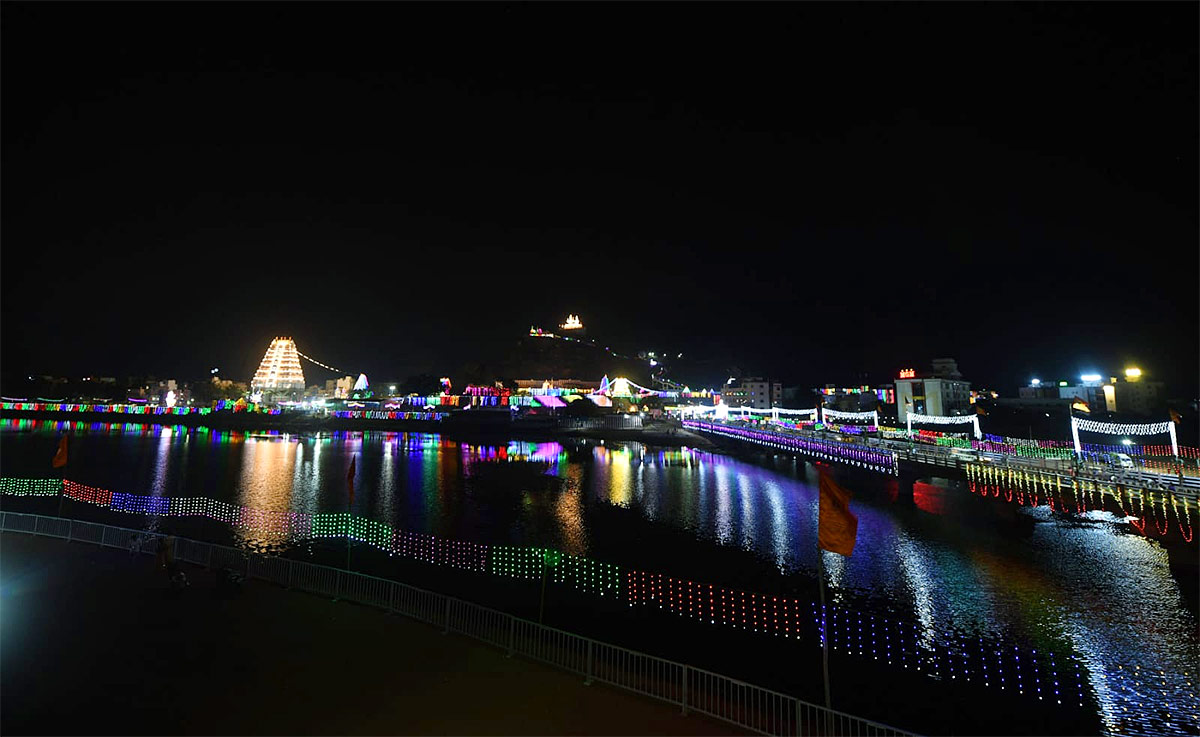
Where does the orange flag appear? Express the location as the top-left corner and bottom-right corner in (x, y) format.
(817, 468), (857, 556)
(1169, 409), (1182, 425)
(346, 456), (356, 504)
(51, 435), (68, 469)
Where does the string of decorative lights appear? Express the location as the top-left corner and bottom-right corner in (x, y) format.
(1073, 419), (1172, 435)
(1071, 417), (1179, 458)
(295, 350), (344, 374)
(0, 477), (62, 496)
(962, 463), (1195, 542)
(1, 402), (214, 416)
(906, 412), (982, 440)
(821, 409), (878, 421)
(331, 410), (447, 421)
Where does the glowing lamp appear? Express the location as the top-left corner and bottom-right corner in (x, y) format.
(1030, 379), (1040, 386)
(1080, 374), (1101, 382)
(1124, 367), (1142, 379)
(898, 369), (916, 379)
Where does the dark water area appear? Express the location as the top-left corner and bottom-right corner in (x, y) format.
(1, 419), (1197, 736)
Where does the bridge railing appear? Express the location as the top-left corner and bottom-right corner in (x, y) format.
(0, 511), (916, 737)
(694, 419), (1200, 498)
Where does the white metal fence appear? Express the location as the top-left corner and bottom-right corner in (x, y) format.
(0, 511), (916, 737)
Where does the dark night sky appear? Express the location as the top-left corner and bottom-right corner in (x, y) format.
(3, 3), (1196, 394)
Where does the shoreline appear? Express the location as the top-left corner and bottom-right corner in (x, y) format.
(0, 409), (716, 449)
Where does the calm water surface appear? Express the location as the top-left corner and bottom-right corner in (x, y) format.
(1, 420), (1196, 736)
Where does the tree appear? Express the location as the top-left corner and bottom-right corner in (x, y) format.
(400, 374), (443, 396)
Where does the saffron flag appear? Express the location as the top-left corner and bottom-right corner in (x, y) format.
(346, 456), (356, 504)
(817, 469), (857, 556)
(51, 435), (68, 469)
(976, 405), (987, 416)
(1170, 409), (1182, 425)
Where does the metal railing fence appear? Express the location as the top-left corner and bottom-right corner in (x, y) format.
(0, 511), (916, 737)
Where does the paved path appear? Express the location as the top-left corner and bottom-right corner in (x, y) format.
(1, 532), (742, 735)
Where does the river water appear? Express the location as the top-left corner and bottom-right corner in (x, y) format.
(1, 419), (1196, 736)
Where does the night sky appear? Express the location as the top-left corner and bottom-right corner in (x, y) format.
(3, 3), (1196, 394)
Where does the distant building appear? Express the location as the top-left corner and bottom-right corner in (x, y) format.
(817, 384), (895, 412)
(325, 376), (355, 399)
(721, 377), (781, 410)
(1113, 375), (1164, 416)
(1039, 369), (1165, 416)
(895, 359), (971, 422)
(781, 386), (810, 408)
(143, 379), (178, 405)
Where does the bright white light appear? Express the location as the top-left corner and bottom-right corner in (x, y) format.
(1121, 439), (1132, 445)
(1031, 378), (1041, 386)
(649, 359), (658, 366)
(165, 390), (177, 408)
(1081, 374), (1102, 382)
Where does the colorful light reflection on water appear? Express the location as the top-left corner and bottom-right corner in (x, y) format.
(1, 419), (1196, 735)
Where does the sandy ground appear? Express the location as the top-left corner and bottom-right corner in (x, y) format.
(0, 532), (741, 735)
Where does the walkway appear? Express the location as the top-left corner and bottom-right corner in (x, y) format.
(0, 533), (741, 735)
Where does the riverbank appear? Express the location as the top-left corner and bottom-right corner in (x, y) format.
(0, 409), (716, 449)
(0, 532), (739, 736)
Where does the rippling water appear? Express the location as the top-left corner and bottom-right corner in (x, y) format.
(2, 419), (1196, 736)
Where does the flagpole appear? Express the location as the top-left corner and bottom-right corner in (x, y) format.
(54, 434), (67, 519)
(817, 549), (832, 712)
(538, 549), (548, 624)
(346, 454), (355, 573)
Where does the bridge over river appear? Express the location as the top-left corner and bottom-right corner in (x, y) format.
(683, 419), (1199, 496)
(683, 419), (1199, 547)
